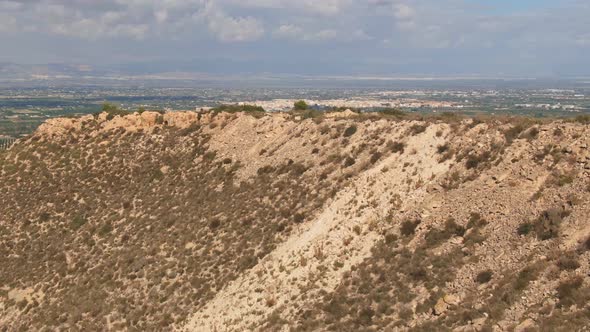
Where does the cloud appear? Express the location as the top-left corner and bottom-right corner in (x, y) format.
(204, 11), (264, 42)
(224, 0), (351, 16)
(0, 0), (589, 76)
(0, 1), (22, 11)
(306, 29), (338, 41)
(0, 14), (17, 32)
(273, 24), (303, 39)
(193, 2), (264, 42)
(392, 3), (414, 20)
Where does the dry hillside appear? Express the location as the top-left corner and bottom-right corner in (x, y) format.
(1, 110), (590, 331)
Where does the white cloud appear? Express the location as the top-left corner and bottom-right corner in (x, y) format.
(273, 25), (339, 42)
(196, 3), (264, 42)
(393, 3), (414, 20)
(273, 24), (303, 39)
(351, 29), (372, 41)
(305, 29), (338, 41)
(224, 0), (351, 15)
(154, 10), (169, 23)
(1, 0), (590, 76)
(206, 14), (264, 42)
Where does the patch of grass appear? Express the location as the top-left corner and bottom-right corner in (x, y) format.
(99, 222), (113, 236)
(71, 215), (87, 230)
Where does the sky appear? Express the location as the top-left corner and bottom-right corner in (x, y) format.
(0, 0), (589, 77)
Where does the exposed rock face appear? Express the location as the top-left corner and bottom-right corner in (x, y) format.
(1, 111), (590, 331)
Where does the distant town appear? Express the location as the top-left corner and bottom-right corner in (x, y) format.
(1, 84), (589, 139)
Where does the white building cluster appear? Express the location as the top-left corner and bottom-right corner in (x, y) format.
(235, 98), (461, 111)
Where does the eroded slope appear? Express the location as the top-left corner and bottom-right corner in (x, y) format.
(1, 111), (589, 332)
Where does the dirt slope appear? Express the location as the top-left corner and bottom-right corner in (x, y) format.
(1, 111), (590, 331)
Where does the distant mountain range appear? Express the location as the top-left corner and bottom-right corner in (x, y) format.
(1, 62), (590, 89)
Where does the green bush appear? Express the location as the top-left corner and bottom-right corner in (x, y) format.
(102, 102), (119, 112)
(343, 125), (357, 137)
(294, 100), (309, 110)
(211, 104), (266, 118)
(375, 108), (406, 118)
(99, 102), (130, 120)
(517, 222), (533, 236)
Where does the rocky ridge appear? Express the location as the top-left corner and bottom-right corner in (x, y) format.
(1, 110), (589, 331)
